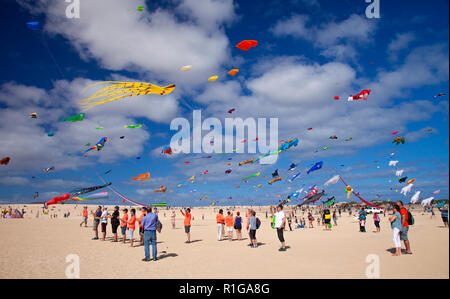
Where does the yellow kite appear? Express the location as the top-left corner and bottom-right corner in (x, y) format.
(79, 81), (175, 111)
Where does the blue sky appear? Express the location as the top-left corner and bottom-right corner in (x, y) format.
(0, 0), (448, 207)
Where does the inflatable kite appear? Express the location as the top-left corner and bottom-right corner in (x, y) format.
(29, 113), (37, 119)
(60, 113), (85, 122)
(44, 167), (55, 173)
(433, 93), (446, 98)
(307, 161), (323, 174)
(389, 160), (399, 166)
(345, 186), (353, 199)
(348, 89), (371, 101)
(70, 191), (109, 201)
(288, 171), (301, 182)
(391, 131), (399, 135)
(268, 177), (282, 185)
(124, 124), (142, 129)
(0, 157), (10, 165)
(225, 169), (232, 174)
(161, 146), (173, 155)
(324, 175), (340, 186)
(236, 40), (258, 51)
(323, 196), (335, 207)
(70, 183), (112, 197)
(239, 158), (254, 166)
(154, 186), (167, 193)
(132, 172), (150, 182)
(393, 136), (405, 145)
(228, 69), (239, 76)
(396, 170), (404, 177)
(336, 172), (381, 208)
(432, 190), (440, 195)
(208, 76), (218, 81)
(272, 169), (279, 178)
(181, 65), (192, 71)
(406, 178), (416, 185)
(26, 21), (40, 30)
(47, 132), (54, 137)
(228, 108), (236, 114)
(278, 138), (298, 152)
(85, 137), (108, 154)
(288, 163), (298, 171)
(242, 172), (260, 181)
(79, 81), (176, 110)
(421, 197), (434, 207)
(45, 193), (70, 207)
(329, 136), (338, 139)
(400, 184), (413, 196)
(410, 191), (421, 204)
(398, 176), (408, 183)
(298, 191), (325, 207)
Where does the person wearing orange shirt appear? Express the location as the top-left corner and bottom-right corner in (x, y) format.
(80, 206), (88, 227)
(119, 208), (129, 244)
(180, 208), (191, 243)
(225, 211), (234, 241)
(124, 208), (136, 247)
(138, 207), (148, 246)
(216, 209), (225, 241)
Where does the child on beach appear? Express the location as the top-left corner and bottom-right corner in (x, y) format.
(360, 218), (366, 232)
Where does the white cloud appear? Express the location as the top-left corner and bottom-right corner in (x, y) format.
(270, 14), (377, 60)
(387, 32), (416, 61)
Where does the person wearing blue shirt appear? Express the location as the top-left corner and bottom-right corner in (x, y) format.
(140, 207), (159, 262)
(438, 207), (448, 228)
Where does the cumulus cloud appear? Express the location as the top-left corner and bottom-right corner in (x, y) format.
(270, 14), (377, 60)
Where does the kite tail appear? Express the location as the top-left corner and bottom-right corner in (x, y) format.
(98, 175), (146, 206)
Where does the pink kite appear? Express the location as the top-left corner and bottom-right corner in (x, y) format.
(392, 131), (399, 135)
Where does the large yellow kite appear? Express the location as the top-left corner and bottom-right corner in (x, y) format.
(79, 81), (176, 110)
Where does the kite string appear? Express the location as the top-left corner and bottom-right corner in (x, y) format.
(97, 174), (146, 206)
(334, 168), (380, 208)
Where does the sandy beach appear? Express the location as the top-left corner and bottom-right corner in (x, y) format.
(0, 204), (448, 279)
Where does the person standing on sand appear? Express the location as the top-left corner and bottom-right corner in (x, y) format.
(308, 212), (314, 228)
(374, 212), (381, 232)
(389, 204), (402, 256)
(332, 210), (337, 226)
(249, 210), (258, 248)
(271, 205), (287, 251)
(246, 209), (253, 245)
(119, 208), (128, 244)
(438, 206), (448, 228)
(80, 206), (88, 227)
(234, 211), (242, 240)
(180, 208), (191, 243)
(109, 206), (120, 242)
(171, 211), (176, 229)
(216, 209), (225, 241)
(138, 207), (147, 246)
(100, 206), (109, 241)
(126, 209), (137, 247)
(225, 211), (234, 241)
(141, 207), (159, 262)
(396, 201), (412, 254)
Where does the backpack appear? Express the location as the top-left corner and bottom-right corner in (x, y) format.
(256, 218), (261, 229)
(407, 210), (414, 226)
(156, 220), (163, 233)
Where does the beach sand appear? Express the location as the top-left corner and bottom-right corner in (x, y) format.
(0, 204), (448, 279)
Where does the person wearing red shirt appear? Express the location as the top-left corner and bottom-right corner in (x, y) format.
(80, 206), (88, 227)
(396, 201), (412, 254)
(180, 208), (191, 243)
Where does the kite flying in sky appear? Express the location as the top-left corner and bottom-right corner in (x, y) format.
(85, 137), (108, 154)
(79, 81), (176, 110)
(236, 40), (258, 51)
(348, 89), (371, 101)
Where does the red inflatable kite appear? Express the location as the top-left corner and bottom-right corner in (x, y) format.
(0, 157), (10, 165)
(348, 89), (371, 101)
(236, 40), (258, 51)
(45, 193), (70, 207)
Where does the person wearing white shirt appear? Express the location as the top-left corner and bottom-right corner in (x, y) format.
(100, 207), (109, 241)
(271, 205), (287, 251)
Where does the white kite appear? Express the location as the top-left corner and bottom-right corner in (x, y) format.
(389, 160), (399, 166)
(324, 175), (340, 186)
(432, 190), (440, 195)
(395, 169), (404, 176)
(400, 183), (413, 196)
(410, 191), (421, 204)
(181, 65), (192, 71)
(421, 197), (434, 207)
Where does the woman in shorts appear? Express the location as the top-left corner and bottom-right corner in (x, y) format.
(374, 212), (381, 232)
(126, 209), (136, 247)
(234, 212), (242, 240)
